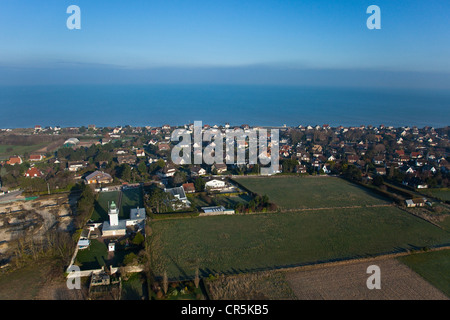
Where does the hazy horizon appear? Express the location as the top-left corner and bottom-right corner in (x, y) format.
(1, 0), (449, 88)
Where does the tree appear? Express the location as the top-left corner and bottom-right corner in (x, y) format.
(194, 177), (206, 192)
(137, 162), (148, 178)
(146, 185), (169, 213)
(120, 164), (132, 182)
(172, 171), (187, 185)
(163, 271), (169, 295)
(373, 175), (384, 187)
(194, 268), (200, 288)
(132, 232), (145, 246)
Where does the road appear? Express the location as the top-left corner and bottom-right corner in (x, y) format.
(0, 190), (24, 203)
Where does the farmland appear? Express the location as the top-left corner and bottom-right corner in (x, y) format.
(234, 176), (389, 210)
(285, 258), (448, 300)
(398, 249), (450, 297)
(425, 188), (450, 202)
(149, 206), (450, 280)
(0, 143), (49, 160)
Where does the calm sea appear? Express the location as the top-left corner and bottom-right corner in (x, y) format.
(0, 84), (448, 128)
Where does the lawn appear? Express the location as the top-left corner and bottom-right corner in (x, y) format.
(121, 187), (144, 219)
(75, 239), (142, 271)
(75, 239), (108, 270)
(90, 187), (143, 222)
(398, 249), (450, 297)
(235, 176), (389, 210)
(149, 206), (450, 280)
(90, 191), (120, 222)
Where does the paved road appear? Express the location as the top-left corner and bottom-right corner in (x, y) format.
(0, 190), (23, 203)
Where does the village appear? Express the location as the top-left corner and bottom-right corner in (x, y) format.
(0, 123), (449, 299)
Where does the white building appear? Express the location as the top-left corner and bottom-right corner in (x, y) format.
(205, 179), (226, 191)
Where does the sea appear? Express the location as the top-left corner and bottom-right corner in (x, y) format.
(0, 84), (449, 129)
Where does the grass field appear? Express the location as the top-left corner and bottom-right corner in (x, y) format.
(235, 176), (389, 210)
(425, 189), (450, 202)
(149, 206), (450, 280)
(0, 143), (49, 160)
(398, 249), (450, 297)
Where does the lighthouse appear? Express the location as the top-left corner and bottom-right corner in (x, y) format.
(108, 201), (119, 227)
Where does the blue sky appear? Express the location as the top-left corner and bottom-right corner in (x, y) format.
(0, 0), (449, 87)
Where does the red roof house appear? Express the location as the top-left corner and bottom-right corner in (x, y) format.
(25, 167), (42, 178)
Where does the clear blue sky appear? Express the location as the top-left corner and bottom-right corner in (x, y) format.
(0, 0), (449, 87)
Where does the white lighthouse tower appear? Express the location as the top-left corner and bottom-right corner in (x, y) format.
(108, 201), (119, 227)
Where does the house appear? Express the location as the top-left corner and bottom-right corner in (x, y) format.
(85, 171), (113, 184)
(117, 154), (137, 165)
(158, 143), (170, 151)
(405, 198), (426, 207)
(212, 163), (227, 174)
(7, 156), (22, 165)
(347, 155), (359, 164)
(190, 166), (206, 177)
(373, 155), (385, 165)
(164, 187), (191, 209)
(205, 179), (227, 191)
(29, 154), (44, 162)
(136, 149), (145, 157)
(101, 138), (111, 145)
(68, 161), (88, 172)
(182, 183), (196, 194)
(295, 165), (307, 174)
(127, 207), (146, 226)
(158, 164), (176, 178)
(115, 149), (128, 155)
(375, 168), (386, 175)
(25, 167), (42, 178)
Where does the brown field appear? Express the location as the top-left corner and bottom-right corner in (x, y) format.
(205, 271), (297, 300)
(285, 258), (449, 300)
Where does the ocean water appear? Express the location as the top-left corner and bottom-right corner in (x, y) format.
(0, 84), (449, 128)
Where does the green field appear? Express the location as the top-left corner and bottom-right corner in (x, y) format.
(0, 143), (48, 160)
(149, 206), (450, 279)
(90, 187), (144, 222)
(425, 189), (450, 202)
(398, 249), (450, 297)
(235, 176), (389, 210)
